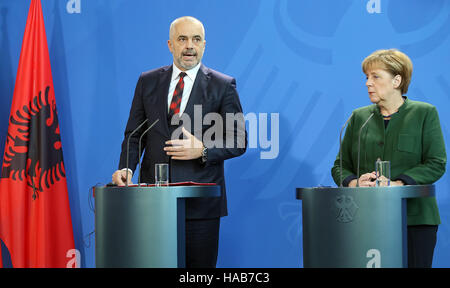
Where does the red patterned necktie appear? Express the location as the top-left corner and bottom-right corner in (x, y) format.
(168, 72), (187, 119)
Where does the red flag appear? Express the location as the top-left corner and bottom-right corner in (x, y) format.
(0, 0), (75, 268)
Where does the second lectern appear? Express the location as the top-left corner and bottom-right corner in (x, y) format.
(296, 185), (434, 268)
(94, 185), (220, 268)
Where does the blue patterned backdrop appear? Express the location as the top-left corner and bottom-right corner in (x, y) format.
(1, 0), (449, 267)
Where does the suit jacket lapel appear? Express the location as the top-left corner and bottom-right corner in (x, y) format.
(183, 64), (209, 120)
(156, 65), (172, 138)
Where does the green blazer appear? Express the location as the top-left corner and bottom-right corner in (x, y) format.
(331, 98), (446, 225)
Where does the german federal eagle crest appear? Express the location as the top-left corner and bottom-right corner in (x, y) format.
(335, 195), (359, 223)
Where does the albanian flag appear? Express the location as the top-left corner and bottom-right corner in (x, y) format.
(0, 0), (75, 267)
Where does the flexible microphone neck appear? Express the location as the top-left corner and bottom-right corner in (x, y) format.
(339, 113), (353, 187)
(138, 119), (160, 186)
(126, 119), (149, 186)
(356, 112), (374, 187)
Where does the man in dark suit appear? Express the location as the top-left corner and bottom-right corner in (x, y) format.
(112, 16), (246, 268)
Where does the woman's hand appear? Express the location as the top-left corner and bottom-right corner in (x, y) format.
(348, 172), (377, 187)
(348, 173), (404, 187)
(390, 180), (405, 186)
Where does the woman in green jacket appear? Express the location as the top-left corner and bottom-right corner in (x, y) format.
(331, 49), (446, 268)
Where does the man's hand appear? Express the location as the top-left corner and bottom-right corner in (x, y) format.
(112, 169), (133, 186)
(164, 127), (203, 160)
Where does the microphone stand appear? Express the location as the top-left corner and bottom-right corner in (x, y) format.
(138, 119), (160, 186)
(339, 113), (353, 187)
(356, 113), (374, 187)
(126, 119), (149, 186)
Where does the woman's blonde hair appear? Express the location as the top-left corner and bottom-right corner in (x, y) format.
(362, 49), (413, 95)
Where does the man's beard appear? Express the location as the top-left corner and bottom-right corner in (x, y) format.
(177, 49), (200, 70)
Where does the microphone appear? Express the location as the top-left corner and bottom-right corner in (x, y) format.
(339, 112), (353, 187)
(356, 113), (374, 187)
(137, 118), (160, 186)
(125, 119), (149, 186)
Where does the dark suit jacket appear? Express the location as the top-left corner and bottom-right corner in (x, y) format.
(119, 64), (247, 219)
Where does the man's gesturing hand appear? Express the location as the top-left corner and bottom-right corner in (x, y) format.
(164, 127), (203, 160)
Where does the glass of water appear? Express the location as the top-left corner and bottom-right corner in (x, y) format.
(375, 159), (390, 187)
(155, 163), (169, 186)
